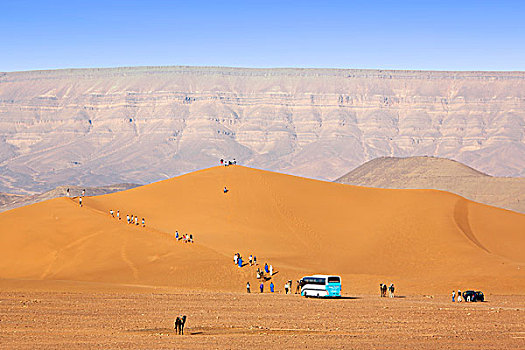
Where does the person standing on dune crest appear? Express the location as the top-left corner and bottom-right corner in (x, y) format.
(79, 196), (82, 207)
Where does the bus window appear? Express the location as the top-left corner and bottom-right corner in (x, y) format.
(302, 277), (326, 285)
(327, 276), (340, 283)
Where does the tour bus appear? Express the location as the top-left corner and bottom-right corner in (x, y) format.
(300, 275), (342, 298)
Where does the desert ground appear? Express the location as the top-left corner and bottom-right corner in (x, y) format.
(1, 281), (524, 349)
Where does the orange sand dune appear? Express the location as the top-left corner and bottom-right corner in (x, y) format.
(1, 166), (524, 294)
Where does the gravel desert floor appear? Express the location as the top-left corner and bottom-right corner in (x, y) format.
(1, 282), (524, 349)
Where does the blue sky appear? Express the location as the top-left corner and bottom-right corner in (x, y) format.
(1, 0), (524, 72)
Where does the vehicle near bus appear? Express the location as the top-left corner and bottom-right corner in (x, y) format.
(299, 275), (341, 298)
(462, 290), (484, 302)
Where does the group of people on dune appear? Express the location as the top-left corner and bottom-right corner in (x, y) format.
(233, 252), (254, 268)
(174, 230), (194, 243)
(220, 158), (237, 166)
(69, 188), (86, 207)
(235, 252), (297, 295)
(380, 283), (395, 298)
(108, 209), (145, 227)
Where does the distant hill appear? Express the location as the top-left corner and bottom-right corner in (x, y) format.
(0, 183), (140, 213)
(335, 156), (525, 213)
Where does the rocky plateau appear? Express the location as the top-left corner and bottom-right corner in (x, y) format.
(0, 66), (523, 194)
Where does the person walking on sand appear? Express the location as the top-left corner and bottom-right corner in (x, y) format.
(284, 282), (289, 294)
(269, 265), (273, 276)
(189, 234), (193, 243)
(260, 282), (264, 293)
(117, 210), (120, 220)
(110, 209), (114, 217)
(238, 256), (243, 268)
(264, 263), (269, 274)
(126, 214), (130, 224)
(66, 188), (70, 197)
(223, 186), (228, 194)
(246, 282), (251, 293)
(256, 270), (261, 279)
(452, 290), (456, 302)
(249, 255), (253, 266)
(253, 256), (257, 265)
(135, 216), (138, 225)
(82, 189), (85, 197)
(79, 196), (82, 207)
(234, 254), (238, 265)
(270, 282), (274, 293)
(142, 218), (145, 227)
(457, 290), (462, 302)
(389, 284), (395, 298)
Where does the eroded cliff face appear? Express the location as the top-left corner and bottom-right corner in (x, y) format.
(0, 67), (524, 193)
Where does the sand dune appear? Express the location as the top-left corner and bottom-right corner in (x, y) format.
(0, 166), (523, 294)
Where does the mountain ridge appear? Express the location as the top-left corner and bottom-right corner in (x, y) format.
(1, 66), (524, 193)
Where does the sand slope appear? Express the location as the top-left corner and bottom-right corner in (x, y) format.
(1, 166), (524, 294)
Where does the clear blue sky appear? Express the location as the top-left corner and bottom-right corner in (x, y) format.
(2, 0), (524, 72)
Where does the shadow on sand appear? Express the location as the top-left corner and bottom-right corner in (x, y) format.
(338, 296), (362, 300)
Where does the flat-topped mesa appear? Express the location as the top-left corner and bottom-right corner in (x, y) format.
(1, 66), (524, 194)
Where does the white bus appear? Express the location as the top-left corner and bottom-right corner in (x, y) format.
(300, 275), (342, 298)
